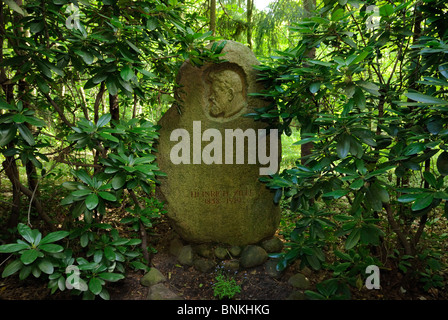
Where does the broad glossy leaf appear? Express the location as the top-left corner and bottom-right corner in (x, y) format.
(98, 272), (125, 282)
(85, 193), (99, 210)
(89, 277), (102, 295)
(97, 114), (112, 128)
(120, 65), (134, 81)
(98, 191), (116, 202)
(17, 223), (35, 244)
(104, 246), (115, 261)
(0, 243), (29, 253)
(423, 171), (437, 188)
(437, 152), (448, 176)
(39, 244), (64, 253)
(412, 194), (434, 211)
(2, 259), (23, 277)
(405, 92), (448, 105)
(0, 126), (17, 147)
(17, 123), (35, 146)
(336, 135), (350, 159)
(40, 230), (69, 245)
(112, 173), (127, 190)
(20, 249), (39, 264)
(38, 259), (54, 274)
(345, 228), (361, 250)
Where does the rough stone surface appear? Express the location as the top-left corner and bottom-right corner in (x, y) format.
(261, 237), (284, 253)
(193, 258), (216, 273)
(229, 245), (242, 257)
(240, 245), (268, 269)
(140, 267), (166, 287)
(214, 246), (230, 260)
(169, 238), (183, 256)
(156, 40), (281, 245)
(194, 244), (214, 258)
(287, 291), (307, 300)
(264, 259), (283, 279)
(148, 283), (183, 300)
(177, 245), (194, 266)
(220, 259), (240, 272)
(288, 273), (311, 290)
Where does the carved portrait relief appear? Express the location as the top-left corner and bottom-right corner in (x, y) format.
(204, 64), (248, 122)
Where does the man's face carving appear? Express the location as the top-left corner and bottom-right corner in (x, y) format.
(209, 79), (233, 117)
(207, 69), (245, 120)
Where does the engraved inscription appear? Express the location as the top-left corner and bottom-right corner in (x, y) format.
(190, 188), (254, 205)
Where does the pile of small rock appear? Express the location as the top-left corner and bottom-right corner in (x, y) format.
(140, 236), (312, 300)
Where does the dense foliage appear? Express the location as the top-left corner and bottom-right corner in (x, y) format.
(0, 0), (447, 300)
(251, 0), (448, 298)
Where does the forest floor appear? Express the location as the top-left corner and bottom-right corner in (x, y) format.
(1, 217), (447, 301)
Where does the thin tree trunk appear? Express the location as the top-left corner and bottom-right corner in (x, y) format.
(210, 0), (216, 36)
(246, 0), (253, 49)
(109, 94), (119, 123)
(301, 0), (316, 165)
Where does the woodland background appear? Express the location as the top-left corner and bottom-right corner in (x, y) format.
(0, 0), (447, 300)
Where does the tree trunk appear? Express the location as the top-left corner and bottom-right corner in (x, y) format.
(210, 0), (216, 36)
(109, 93), (119, 123)
(246, 0), (253, 49)
(300, 0), (316, 165)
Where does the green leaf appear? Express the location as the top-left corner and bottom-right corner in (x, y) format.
(89, 277), (102, 295)
(72, 189), (93, 197)
(17, 223), (35, 244)
(20, 249), (39, 264)
(17, 123), (35, 146)
(345, 228), (360, 250)
(98, 191), (116, 202)
(423, 171), (437, 188)
(85, 193), (99, 210)
(2, 259), (23, 278)
(411, 194), (434, 211)
(98, 132), (119, 143)
(97, 114), (112, 128)
(75, 50), (94, 65)
(323, 190), (349, 199)
(349, 179), (364, 190)
(379, 4), (393, 17)
(403, 142), (425, 156)
(106, 77), (118, 96)
(104, 246), (115, 261)
(13, 113), (26, 123)
(336, 134), (350, 159)
(397, 194), (421, 203)
(40, 231), (69, 244)
(0, 243), (29, 253)
(0, 126), (17, 147)
(309, 82), (321, 93)
(331, 8), (344, 21)
(112, 173), (127, 189)
(30, 21), (44, 34)
(405, 92), (448, 105)
(437, 152), (448, 176)
(120, 65), (134, 81)
(98, 272), (125, 282)
(39, 244), (64, 253)
(3, 0), (27, 16)
(38, 259), (54, 274)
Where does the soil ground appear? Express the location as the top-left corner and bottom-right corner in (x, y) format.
(0, 219), (446, 302)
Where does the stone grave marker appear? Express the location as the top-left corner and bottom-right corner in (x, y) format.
(156, 40), (280, 245)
